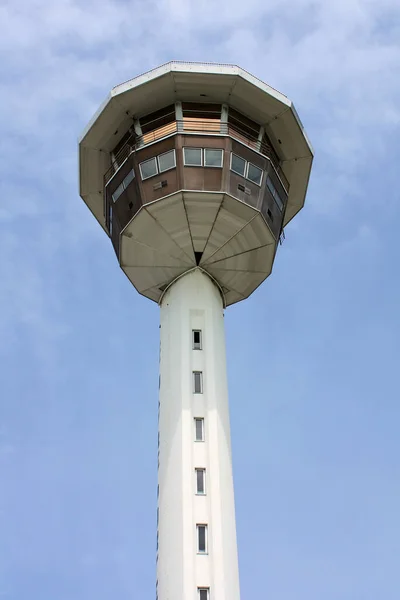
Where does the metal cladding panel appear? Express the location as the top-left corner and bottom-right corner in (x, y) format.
(229, 77), (287, 125)
(79, 145), (110, 229)
(223, 289), (245, 305)
(123, 208), (192, 263)
(206, 268), (268, 295)
(183, 193), (222, 253)
(205, 244), (275, 273)
(120, 239), (187, 268)
(146, 194), (195, 262)
(112, 72), (177, 118)
(123, 266), (187, 294)
(267, 107), (311, 160)
(201, 196), (257, 262)
(80, 97), (133, 150)
(203, 213), (273, 265)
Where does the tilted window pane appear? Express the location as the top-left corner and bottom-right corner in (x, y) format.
(247, 163), (263, 185)
(204, 148), (223, 167)
(195, 418), (204, 441)
(184, 148), (202, 166)
(158, 150), (176, 173)
(266, 176), (276, 197)
(112, 182), (124, 202)
(123, 169), (135, 188)
(140, 157), (158, 179)
(231, 154), (246, 176)
(266, 176), (284, 211)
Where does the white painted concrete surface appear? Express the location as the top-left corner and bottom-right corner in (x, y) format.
(158, 268), (240, 600)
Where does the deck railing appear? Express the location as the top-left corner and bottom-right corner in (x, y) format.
(104, 119), (288, 191)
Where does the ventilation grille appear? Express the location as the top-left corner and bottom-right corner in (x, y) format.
(153, 180), (168, 191)
(237, 183), (251, 195)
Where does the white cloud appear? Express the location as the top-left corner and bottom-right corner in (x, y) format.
(0, 0), (399, 366)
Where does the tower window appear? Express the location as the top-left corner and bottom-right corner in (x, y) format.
(194, 418), (204, 441)
(247, 162), (263, 186)
(192, 330), (202, 350)
(195, 468), (206, 495)
(197, 524), (208, 553)
(157, 149), (176, 173)
(198, 589), (209, 600)
(111, 168), (136, 202)
(230, 153), (246, 177)
(183, 147), (203, 166)
(204, 148), (223, 168)
(266, 176), (284, 211)
(193, 371), (203, 394)
(139, 157), (158, 180)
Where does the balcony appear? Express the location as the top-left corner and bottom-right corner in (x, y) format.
(104, 118), (288, 192)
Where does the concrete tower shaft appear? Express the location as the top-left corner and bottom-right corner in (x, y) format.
(158, 269), (239, 600)
(78, 62), (313, 600)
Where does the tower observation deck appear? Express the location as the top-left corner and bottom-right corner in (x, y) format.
(79, 61), (313, 600)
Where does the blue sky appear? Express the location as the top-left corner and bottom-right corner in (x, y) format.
(1, 0), (400, 598)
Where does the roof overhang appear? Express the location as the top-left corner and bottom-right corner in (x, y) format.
(79, 61), (313, 230)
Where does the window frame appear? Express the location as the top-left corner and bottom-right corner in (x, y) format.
(139, 156), (159, 180)
(195, 468), (206, 495)
(196, 524), (208, 554)
(193, 371), (203, 394)
(246, 162), (263, 186)
(230, 153), (247, 177)
(194, 418), (204, 442)
(266, 176), (284, 211)
(198, 588), (210, 600)
(157, 149), (176, 174)
(204, 148), (224, 168)
(112, 168), (136, 202)
(183, 147), (203, 167)
(192, 329), (202, 350)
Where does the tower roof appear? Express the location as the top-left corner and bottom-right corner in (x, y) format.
(79, 61), (313, 232)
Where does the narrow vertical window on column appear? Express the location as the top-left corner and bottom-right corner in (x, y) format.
(192, 329), (202, 350)
(193, 371), (203, 393)
(196, 524), (208, 554)
(195, 468), (206, 495)
(194, 418), (204, 441)
(198, 588), (209, 600)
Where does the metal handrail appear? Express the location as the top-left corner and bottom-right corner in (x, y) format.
(104, 119), (288, 190)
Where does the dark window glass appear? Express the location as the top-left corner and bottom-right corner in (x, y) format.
(193, 371), (203, 393)
(112, 182), (124, 202)
(247, 163), (263, 185)
(231, 154), (246, 176)
(195, 418), (204, 441)
(193, 330), (202, 350)
(123, 169), (135, 188)
(267, 176), (284, 211)
(198, 589), (209, 600)
(140, 105), (176, 134)
(197, 525), (207, 553)
(196, 469), (205, 494)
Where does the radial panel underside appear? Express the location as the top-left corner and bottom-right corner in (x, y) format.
(120, 192), (276, 305)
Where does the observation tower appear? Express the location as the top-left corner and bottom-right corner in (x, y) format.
(79, 61), (313, 600)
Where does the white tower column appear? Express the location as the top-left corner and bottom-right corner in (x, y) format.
(157, 268), (240, 600)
